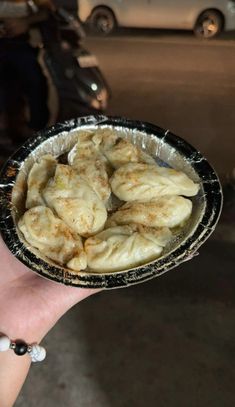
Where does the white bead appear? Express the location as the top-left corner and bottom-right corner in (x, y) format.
(29, 344), (46, 363)
(0, 336), (11, 352)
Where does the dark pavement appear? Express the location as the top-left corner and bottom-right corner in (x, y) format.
(86, 32), (235, 177)
(16, 236), (235, 407)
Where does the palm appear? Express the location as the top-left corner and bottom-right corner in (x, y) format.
(0, 238), (97, 342)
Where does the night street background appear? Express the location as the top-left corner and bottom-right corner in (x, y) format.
(14, 30), (235, 407)
(87, 31), (235, 176)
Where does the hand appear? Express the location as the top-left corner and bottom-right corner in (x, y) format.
(0, 237), (98, 343)
(4, 18), (29, 38)
(0, 236), (99, 407)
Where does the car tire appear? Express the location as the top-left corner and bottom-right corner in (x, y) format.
(88, 7), (116, 35)
(194, 10), (223, 39)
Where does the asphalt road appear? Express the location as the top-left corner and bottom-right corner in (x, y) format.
(86, 32), (235, 177)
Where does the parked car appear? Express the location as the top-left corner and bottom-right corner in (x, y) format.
(78, 0), (235, 38)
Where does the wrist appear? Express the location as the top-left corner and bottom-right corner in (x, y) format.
(0, 324), (47, 345)
(0, 300), (48, 344)
(0, 350), (31, 407)
(0, 285), (52, 344)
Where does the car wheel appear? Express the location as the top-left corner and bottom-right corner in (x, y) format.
(194, 10), (223, 39)
(89, 7), (116, 35)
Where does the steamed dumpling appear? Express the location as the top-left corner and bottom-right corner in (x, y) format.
(26, 154), (57, 209)
(67, 254), (87, 272)
(111, 163), (199, 201)
(101, 137), (156, 169)
(138, 150), (156, 166)
(68, 128), (121, 174)
(102, 138), (140, 169)
(43, 164), (107, 237)
(85, 224), (172, 272)
(102, 138), (155, 169)
(69, 129), (155, 170)
(106, 195), (192, 229)
(18, 206), (87, 270)
(68, 130), (114, 177)
(68, 130), (107, 163)
(68, 130), (100, 160)
(72, 159), (111, 205)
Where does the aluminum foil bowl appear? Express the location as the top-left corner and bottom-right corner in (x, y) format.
(0, 116), (223, 289)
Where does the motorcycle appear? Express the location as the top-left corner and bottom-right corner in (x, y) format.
(0, 5), (110, 161)
(38, 6), (111, 123)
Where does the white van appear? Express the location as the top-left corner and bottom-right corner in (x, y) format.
(78, 0), (235, 38)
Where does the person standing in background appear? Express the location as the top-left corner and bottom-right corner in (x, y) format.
(0, 1), (54, 141)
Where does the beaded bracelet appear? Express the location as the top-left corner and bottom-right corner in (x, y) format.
(0, 335), (46, 363)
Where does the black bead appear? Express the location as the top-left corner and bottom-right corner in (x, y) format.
(14, 340), (28, 356)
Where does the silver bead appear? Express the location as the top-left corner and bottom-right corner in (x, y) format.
(29, 344), (46, 363)
(0, 335), (11, 351)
